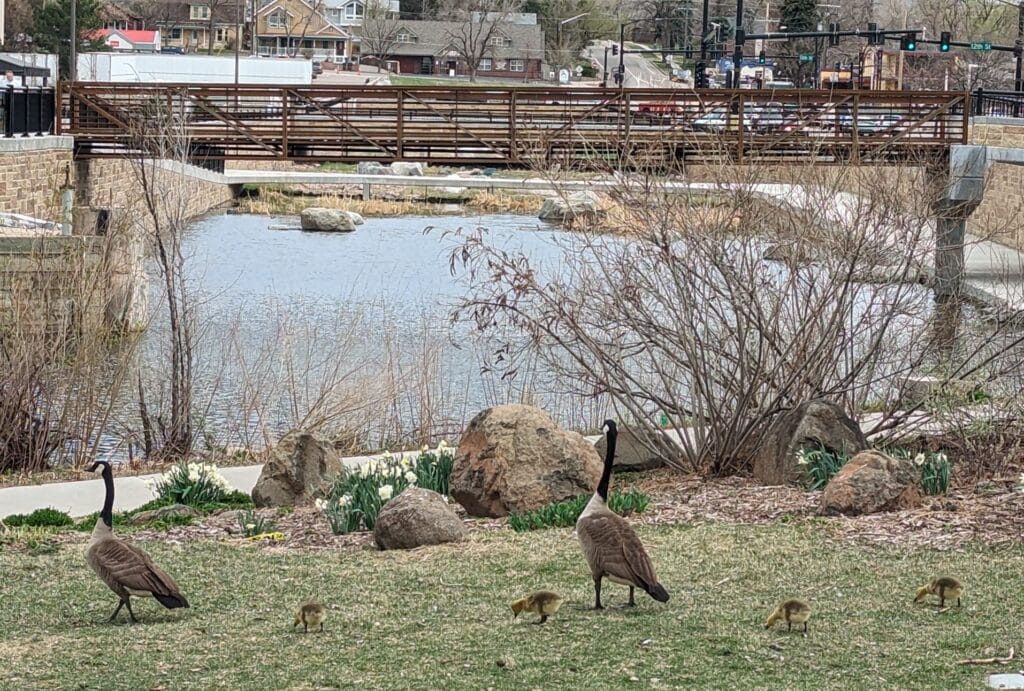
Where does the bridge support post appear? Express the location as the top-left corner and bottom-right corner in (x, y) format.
(363, 181), (372, 201)
(927, 147), (986, 356)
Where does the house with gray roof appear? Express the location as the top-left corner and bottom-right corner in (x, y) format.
(356, 19), (545, 80)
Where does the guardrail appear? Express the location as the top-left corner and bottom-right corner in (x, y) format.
(972, 88), (1024, 118)
(2, 86), (55, 138)
(59, 83), (969, 166)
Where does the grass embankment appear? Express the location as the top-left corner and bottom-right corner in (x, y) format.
(1, 522), (1018, 689)
(238, 187), (544, 217)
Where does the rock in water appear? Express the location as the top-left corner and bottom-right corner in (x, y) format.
(753, 400), (867, 486)
(356, 161), (389, 175)
(373, 488), (466, 550)
(300, 207), (357, 232)
(450, 404), (603, 517)
(390, 161), (424, 176)
(252, 431), (342, 508)
(821, 450), (923, 515)
(537, 191), (602, 226)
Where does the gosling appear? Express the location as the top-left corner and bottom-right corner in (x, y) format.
(915, 577), (963, 608)
(293, 601), (326, 633)
(511, 591), (563, 625)
(765, 599), (811, 633)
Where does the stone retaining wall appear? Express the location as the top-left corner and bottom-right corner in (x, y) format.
(0, 137), (74, 220)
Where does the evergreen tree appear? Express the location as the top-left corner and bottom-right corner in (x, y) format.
(31, 0), (104, 79)
(779, 0), (818, 32)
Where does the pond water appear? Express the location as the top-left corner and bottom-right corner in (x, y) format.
(124, 212), (583, 458)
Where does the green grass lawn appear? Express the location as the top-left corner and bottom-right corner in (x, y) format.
(1, 522), (1019, 689)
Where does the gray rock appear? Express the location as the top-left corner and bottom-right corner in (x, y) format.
(130, 503), (199, 525)
(356, 161), (389, 175)
(300, 207), (357, 232)
(345, 211), (365, 226)
(390, 161), (425, 176)
(451, 404), (603, 517)
(373, 487), (467, 550)
(593, 424), (667, 471)
(252, 431), (342, 508)
(821, 450), (923, 515)
(752, 400), (867, 486)
(537, 191), (603, 225)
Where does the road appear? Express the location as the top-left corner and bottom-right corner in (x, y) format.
(586, 40), (674, 89)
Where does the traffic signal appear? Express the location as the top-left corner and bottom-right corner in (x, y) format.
(939, 31), (951, 52)
(867, 22), (882, 45)
(828, 22), (840, 46)
(694, 61), (707, 88)
(900, 33), (917, 51)
(611, 44), (618, 55)
(758, 50), (766, 65)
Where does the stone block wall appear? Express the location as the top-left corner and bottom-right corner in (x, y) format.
(971, 118), (1024, 148)
(0, 137), (74, 221)
(969, 162), (1024, 250)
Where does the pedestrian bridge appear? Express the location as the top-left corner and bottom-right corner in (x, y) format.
(59, 83), (968, 167)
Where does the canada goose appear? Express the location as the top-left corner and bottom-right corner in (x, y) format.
(293, 601), (326, 633)
(85, 461), (189, 623)
(576, 420), (669, 609)
(510, 591), (563, 624)
(765, 599), (811, 633)
(915, 577), (963, 608)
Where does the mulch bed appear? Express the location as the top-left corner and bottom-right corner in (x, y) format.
(23, 469), (1021, 554)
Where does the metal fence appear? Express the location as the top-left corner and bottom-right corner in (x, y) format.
(972, 89), (1024, 118)
(1, 86), (55, 137)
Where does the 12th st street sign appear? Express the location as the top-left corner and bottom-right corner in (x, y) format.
(970, 42), (992, 51)
(799, 53), (815, 62)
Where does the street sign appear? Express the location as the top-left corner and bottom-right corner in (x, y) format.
(799, 53), (815, 63)
(970, 42), (992, 51)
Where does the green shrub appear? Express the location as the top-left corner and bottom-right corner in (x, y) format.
(888, 449), (952, 496)
(3, 507), (74, 528)
(507, 489), (652, 533)
(320, 443), (455, 535)
(796, 446), (850, 491)
(148, 461), (234, 507)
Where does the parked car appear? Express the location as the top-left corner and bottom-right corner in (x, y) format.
(750, 102), (786, 131)
(856, 113), (905, 135)
(312, 60), (323, 78)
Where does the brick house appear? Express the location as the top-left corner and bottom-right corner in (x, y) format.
(255, 0), (353, 60)
(355, 19), (544, 79)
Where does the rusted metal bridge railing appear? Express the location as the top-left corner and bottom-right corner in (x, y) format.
(58, 83), (969, 167)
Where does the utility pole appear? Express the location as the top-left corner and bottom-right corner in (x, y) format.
(1016, 1), (1023, 92)
(700, 0), (709, 59)
(733, 0), (745, 87)
(235, 0), (241, 88)
(70, 0), (78, 81)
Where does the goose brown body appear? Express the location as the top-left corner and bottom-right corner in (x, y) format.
(765, 599), (811, 632)
(85, 461), (189, 622)
(576, 421), (669, 608)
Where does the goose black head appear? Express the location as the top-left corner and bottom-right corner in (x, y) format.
(87, 460), (111, 474)
(602, 420), (617, 436)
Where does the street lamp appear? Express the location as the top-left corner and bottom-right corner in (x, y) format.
(556, 13), (589, 83)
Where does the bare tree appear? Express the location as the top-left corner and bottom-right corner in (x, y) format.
(278, 0), (328, 58)
(447, 154), (1024, 476)
(437, 0), (523, 81)
(359, 3), (404, 69)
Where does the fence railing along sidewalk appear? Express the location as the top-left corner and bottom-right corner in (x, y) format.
(1, 86), (56, 138)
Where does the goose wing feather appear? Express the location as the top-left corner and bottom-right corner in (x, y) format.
(578, 512), (659, 590)
(90, 539), (183, 598)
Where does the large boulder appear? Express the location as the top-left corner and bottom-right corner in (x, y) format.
(753, 400), (867, 486)
(356, 161), (389, 175)
(821, 450), (923, 515)
(451, 404), (603, 517)
(252, 431), (342, 508)
(594, 424), (667, 471)
(373, 487), (467, 550)
(390, 161), (424, 176)
(537, 191), (603, 225)
(129, 504), (199, 525)
(300, 207), (356, 232)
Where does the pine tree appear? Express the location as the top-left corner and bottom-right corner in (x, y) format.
(779, 0), (818, 32)
(31, 0), (104, 79)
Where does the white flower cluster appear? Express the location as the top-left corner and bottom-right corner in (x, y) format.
(148, 461), (231, 496)
(795, 449), (810, 466)
(378, 484), (393, 501)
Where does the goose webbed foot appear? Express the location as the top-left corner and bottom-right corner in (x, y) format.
(108, 600), (125, 622)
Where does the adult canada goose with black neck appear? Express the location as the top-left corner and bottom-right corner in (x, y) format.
(576, 420), (669, 609)
(85, 461), (190, 623)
